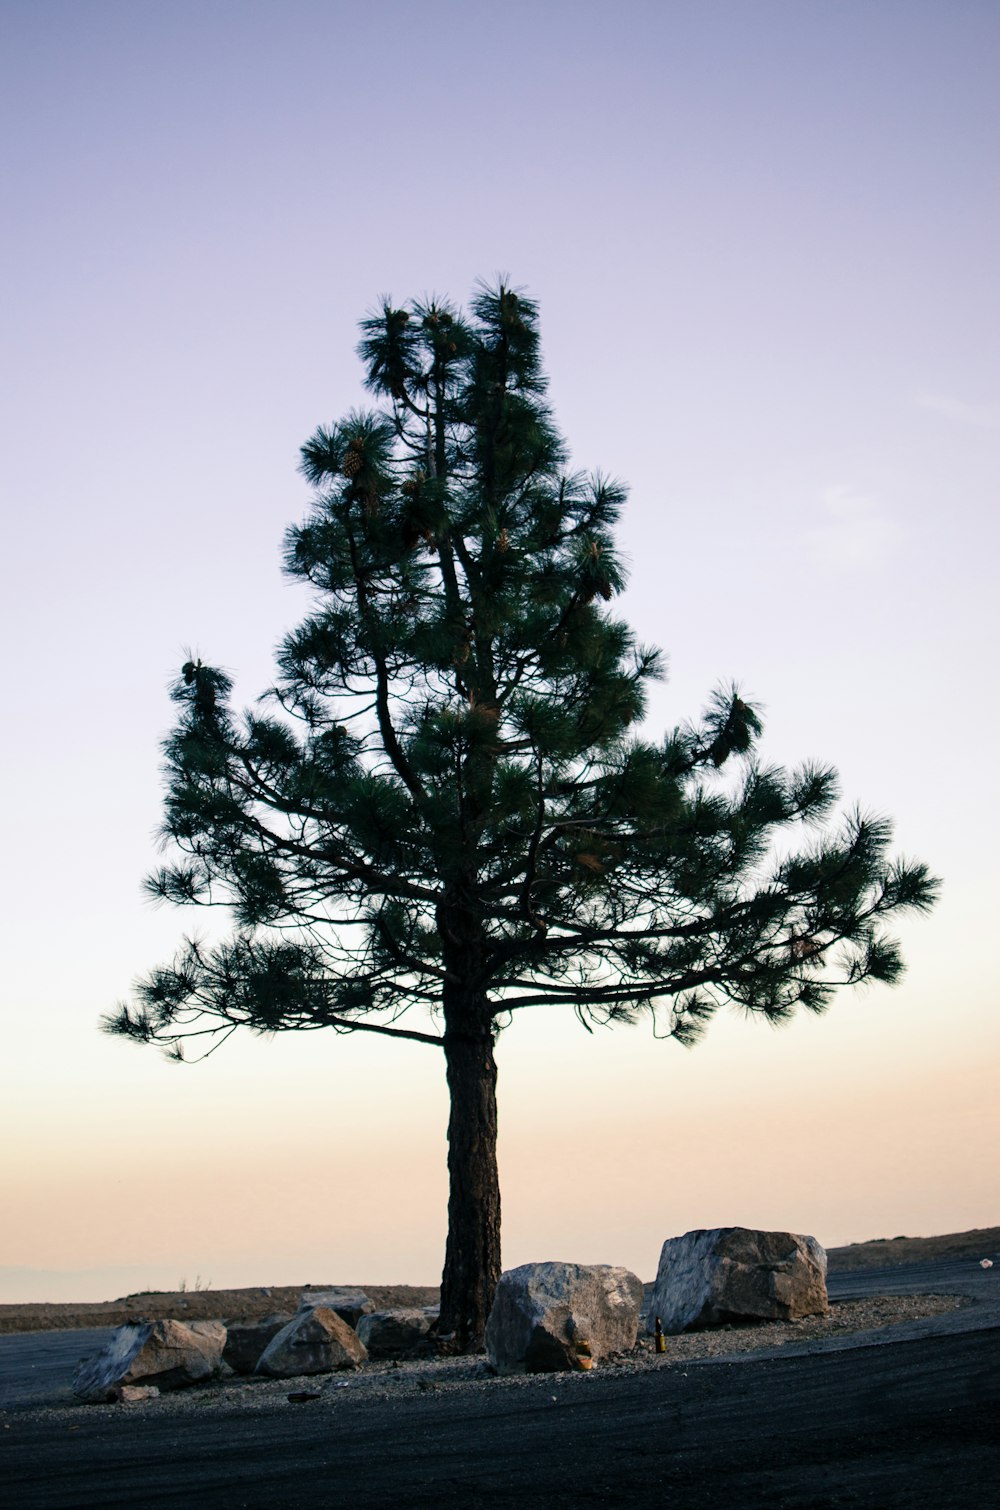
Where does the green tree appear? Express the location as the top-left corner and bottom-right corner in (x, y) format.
(107, 283), (938, 1348)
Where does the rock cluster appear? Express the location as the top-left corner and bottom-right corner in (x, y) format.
(72, 1298), (374, 1399)
(71, 1225), (832, 1400)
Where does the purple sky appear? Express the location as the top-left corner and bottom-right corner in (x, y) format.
(1, 1), (997, 1301)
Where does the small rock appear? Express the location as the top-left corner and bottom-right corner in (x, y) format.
(486, 1262), (643, 1375)
(298, 1289), (374, 1328)
(256, 1306), (367, 1378)
(222, 1314), (293, 1375)
(357, 1308), (436, 1359)
(116, 1384), (160, 1403)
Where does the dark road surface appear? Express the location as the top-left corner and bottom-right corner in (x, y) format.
(2, 1262), (997, 1508)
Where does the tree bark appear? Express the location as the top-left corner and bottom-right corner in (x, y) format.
(436, 1012), (501, 1350)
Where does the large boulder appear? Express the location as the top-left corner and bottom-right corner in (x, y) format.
(73, 1319), (227, 1402)
(222, 1314), (293, 1375)
(298, 1289), (374, 1328)
(649, 1227), (828, 1333)
(255, 1305), (367, 1377)
(357, 1308), (436, 1359)
(486, 1262), (643, 1374)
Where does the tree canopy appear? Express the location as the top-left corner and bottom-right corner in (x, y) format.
(107, 282), (938, 1346)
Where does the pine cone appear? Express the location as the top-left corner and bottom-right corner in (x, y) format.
(343, 442), (364, 478)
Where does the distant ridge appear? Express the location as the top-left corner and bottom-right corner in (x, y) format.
(2, 1229), (997, 1323)
(0, 1282), (440, 1335)
(826, 1226), (1000, 1271)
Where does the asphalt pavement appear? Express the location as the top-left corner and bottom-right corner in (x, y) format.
(0, 1331), (115, 1412)
(1, 1261), (997, 1508)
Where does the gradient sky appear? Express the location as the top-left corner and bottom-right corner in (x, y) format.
(1, 0), (997, 1303)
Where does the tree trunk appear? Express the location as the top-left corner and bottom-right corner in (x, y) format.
(436, 1015), (501, 1350)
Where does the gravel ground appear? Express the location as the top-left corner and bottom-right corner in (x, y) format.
(7, 1290), (965, 1423)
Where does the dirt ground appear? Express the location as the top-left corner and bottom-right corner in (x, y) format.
(0, 1283), (440, 1336)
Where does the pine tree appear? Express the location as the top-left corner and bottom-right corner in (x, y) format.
(107, 283), (938, 1349)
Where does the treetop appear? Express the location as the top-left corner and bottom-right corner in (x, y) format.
(106, 281), (938, 1063)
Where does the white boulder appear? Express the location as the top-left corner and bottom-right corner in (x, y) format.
(486, 1262), (643, 1374)
(73, 1319), (227, 1402)
(649, 1227), (828, 1333)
